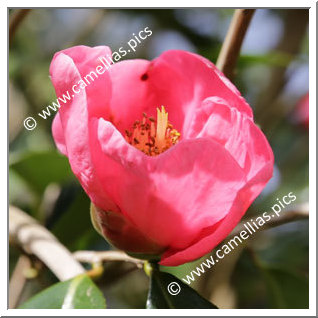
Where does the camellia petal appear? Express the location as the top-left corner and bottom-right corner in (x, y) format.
(95, 118), (247, 249)
(50, 46), (118, 213)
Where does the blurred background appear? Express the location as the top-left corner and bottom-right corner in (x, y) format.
(9, 8), (309, 309)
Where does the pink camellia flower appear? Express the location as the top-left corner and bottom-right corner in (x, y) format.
(50, 45), (274, 266)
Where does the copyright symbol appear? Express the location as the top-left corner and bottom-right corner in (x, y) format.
(23, 117), (37, 131)
(167, 282), (181, 296)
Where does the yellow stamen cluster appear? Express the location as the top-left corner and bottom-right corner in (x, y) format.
(125, 106), (181, 156)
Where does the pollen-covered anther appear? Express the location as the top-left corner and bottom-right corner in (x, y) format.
(125, 106), (181, 156)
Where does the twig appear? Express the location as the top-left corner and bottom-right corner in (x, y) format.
(216, 9), (255, 80)
(9, 206), (85, 281)
(9, 9), (31, 44)
(9, 254), (31, 309)
(73, 250), (144, 269)
(230, 203), (309, 238)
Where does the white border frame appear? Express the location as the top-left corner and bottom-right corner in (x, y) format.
(3, 1), (316, 316)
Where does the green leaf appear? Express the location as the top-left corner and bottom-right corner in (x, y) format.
(243, 249), (309, 309)
(51, 187), (101, 250)
(19, 274), (106, 309)
(10, 151), (74, 195)
(238, 52), (295, 68)
(147, 268), (218, 309)
(262, 267), (309, 309)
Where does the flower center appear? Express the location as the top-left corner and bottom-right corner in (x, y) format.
(125, 106), (181, 156)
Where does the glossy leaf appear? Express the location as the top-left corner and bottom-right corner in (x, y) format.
(19, 274), (106, 309)
(147, 268), (218, 309)
(262, 267), (309, 309)
(235, 248), (309, 309)
(51, 186), (101, 251)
